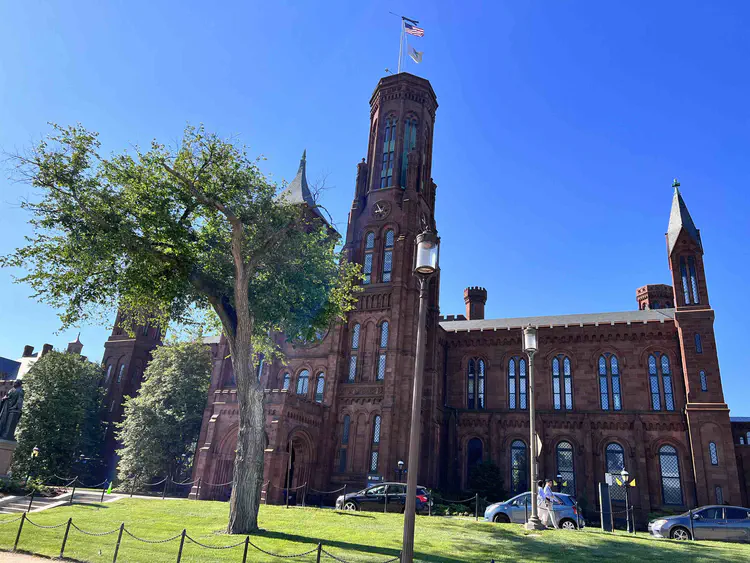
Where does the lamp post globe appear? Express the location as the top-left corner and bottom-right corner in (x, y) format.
(413, 230), (439, 275)
(523, 326), (538, 354)
(620, 468), (629, 483)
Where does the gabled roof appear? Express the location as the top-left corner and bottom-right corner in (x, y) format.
(277, 150), (327, 223)
(440, 308), (675, 333)
(667, 183), (702, 254)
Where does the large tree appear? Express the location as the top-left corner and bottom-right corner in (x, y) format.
(2, 124), (358, 532)
(116, 340), (212, 483)
(13, 351), (104, 483)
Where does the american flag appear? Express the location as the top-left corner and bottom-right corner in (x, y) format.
(404, 22), (424, 37)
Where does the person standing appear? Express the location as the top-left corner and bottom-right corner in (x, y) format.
(544, 479), (559, 529)
(536, 480), (550, 527)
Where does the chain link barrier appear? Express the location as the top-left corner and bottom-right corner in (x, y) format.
(71, 522), (121, 536)
(184, 534), (247, 550)
(246, 538), (319, 558)
(123, 528), (183, 543)
(25, 516), (69, 529)
(309, 485), (346, 494)
(0, 516), (23, 525)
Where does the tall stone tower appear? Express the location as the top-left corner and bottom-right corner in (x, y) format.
(100, 311), (163, 475)
(333, 72), (442, 485)
(667, 181), (741, 505)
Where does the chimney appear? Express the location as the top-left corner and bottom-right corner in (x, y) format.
(22, 345), (34, 357)
(41, 343), (53, 357)
(464, 287), (488, 320)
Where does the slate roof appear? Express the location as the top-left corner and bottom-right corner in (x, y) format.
(440, 308), (675, 333)
(731, 417), (750, 423)
(0, 357), (20, 380)
(277, 150), (327, 223)
(667, 186), (702, 254)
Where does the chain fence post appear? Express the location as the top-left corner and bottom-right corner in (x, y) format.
(302, 483), (306, 508)
(60, 517), (72, 559)
(27, 491), (35, 512)
(175, 528), (186, 562)
(285, 483), (289, 509)
(475, 494), (479, 521)
(242, 536), (249, 563)
(428, 495), (431, 517)
(163, 475), (169, 500)
(13, 513), (26, 551)
(384, 490), (388, 513)
(70, 480), (77, 505)
(112, 522), (125, 563)
(196, 478), (202, 500)
(101, 482), (107, 503)
(575, 502), (580, 530)
(264, 481), (268, 505)
(316, 542), (322, 563)
(689, 508), (695, 540)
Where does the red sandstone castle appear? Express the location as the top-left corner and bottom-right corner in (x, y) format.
(100, 73), (750, 521)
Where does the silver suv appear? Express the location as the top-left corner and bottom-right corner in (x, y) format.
(483, 492), (584, 530)
(649, 505), (750, 541)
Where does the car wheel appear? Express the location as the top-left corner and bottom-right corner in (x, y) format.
(560, 519), (577, 530)
(670, 527), (691, 541)
(343, 501), (358, 511)
(493, 513), (510, 523)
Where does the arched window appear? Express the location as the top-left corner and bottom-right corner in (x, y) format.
(296, 369), (309, 396)
(377, 321), (389, 381)
(680, 257), (691, 305)
(348, 323), (360, 383)
(555, 441), (575, 495)
(649, 353), (674, 411)
(363, 233), (375, 284)
(370, 415), (382, 473)
(508, 357), (527, 410)
(382, 230), (394, 282)
(282, 373), (291, 390)
(695, 333), (703, 354)
(467, 358), (486, 410)
(688, 256), (700, 304)
(715, 485), (724, 505)
(598, 354), (621, 411)
(552, 355), (573, 410)
(659, 445), (683, 505)
(315, 373), (325, 403)
(401, 117), (418, 186)
(105, 365), (113, 385)
(741, 436), (745, 445)
(380, 117), (396, 188)
(467, 438), (483, 484)
(709, 442), (719, 465)
(339, 415), (351, 472)
(747, 431), (750, 444)
(510, 440), (528, 495)
(117, 364), (126, 384)
(700, 370), (707, 392)
(606, 443), (626, 501)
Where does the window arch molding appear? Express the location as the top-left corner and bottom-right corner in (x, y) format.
(505, 354), (528, 410)
(545, 350), (575, 411)
(555, 439), (577, 496)
(294, 366), (313, 397)
(465, 355), (489, 410)
(589, 347), (627, 369)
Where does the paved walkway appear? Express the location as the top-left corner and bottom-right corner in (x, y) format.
(0, 553), (48, 562)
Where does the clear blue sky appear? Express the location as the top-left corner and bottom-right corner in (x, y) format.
(1, 2), (748, 413)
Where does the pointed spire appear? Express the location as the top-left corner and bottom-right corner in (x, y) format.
(667, 179), (701, 254)
(277, 150), (327, 223)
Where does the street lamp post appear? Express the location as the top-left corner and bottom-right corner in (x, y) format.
(523, 326), (545, 531)
(621, 468), (631, 533)
(401, 229), (439, 563)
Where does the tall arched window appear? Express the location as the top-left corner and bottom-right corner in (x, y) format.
(467, 438), (483, 484)
(467, 358), (486, 410)
(556, 441), (575, 495)
(296, 369), (309, 396)
(700, 370), (707, 392)
(380, 117), (396, 188)
(606, 443), (626, 501)
(659, 445), (683, 505)
(688, 256), (700, 304)
(508, 357), (528, 410)
(363, 233), (375, 284)
(382, 229), (394, 282)
(370, 415), (382, 473)
(282, 373), (291, 390)
(680, 257), (691, 305)
(348, 323), (360, 383)
(105, 364), (113, 385)
(741, 436), (745, 445)
(339, 415), (351, 473)
(599, 353), (622, 411)
(552, 355), (573, 410)
(510, 440), (528, 495)
(401, 117), (418, 186)
(315, 373), (325, 403)
(709, 442), (719, 465)
(377, 321), (389, 381)
(695, 333), (703, 354)
(117, 364), (126, 384)
(649, 353), (674, 411)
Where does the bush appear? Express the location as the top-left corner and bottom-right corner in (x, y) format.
(0, 477), (58, 497)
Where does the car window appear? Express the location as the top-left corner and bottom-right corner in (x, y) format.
(553, 495), (572, 506)
(511, 493), (530, 506)
(416, 487), (428, 496)
(696, 507), (722, 520)
(388, 484), (406, 495)
(725, 507), (750, 520)
(367, 485), (386, 495)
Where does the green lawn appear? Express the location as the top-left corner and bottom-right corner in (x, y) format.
(1, 498), (749, 562)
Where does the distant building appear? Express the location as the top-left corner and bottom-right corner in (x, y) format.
(0, 335), (85, 381)
(0, 357), (20, 380)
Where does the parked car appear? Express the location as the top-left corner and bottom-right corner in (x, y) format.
(648, 505), (750, 541)
(335, 483), (432, 513)
(484, 492), (584, 530)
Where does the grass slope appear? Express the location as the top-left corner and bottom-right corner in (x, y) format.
(1, 499), (748, 562)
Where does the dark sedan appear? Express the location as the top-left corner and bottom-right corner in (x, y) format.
(649, 505), (750, 541)
(335, 482), (432, 513)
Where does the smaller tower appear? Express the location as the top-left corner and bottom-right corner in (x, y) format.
(464, 287), (488, 320)
(66, 333), (83, 355)
(635, 284), (673, 310)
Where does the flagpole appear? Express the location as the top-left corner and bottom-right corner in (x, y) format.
(397, 17), (404, 74)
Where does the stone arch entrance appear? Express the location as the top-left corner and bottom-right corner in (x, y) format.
(284, 429), (315, 493)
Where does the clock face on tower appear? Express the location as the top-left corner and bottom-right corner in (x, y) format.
(372, 201), (391, 220)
